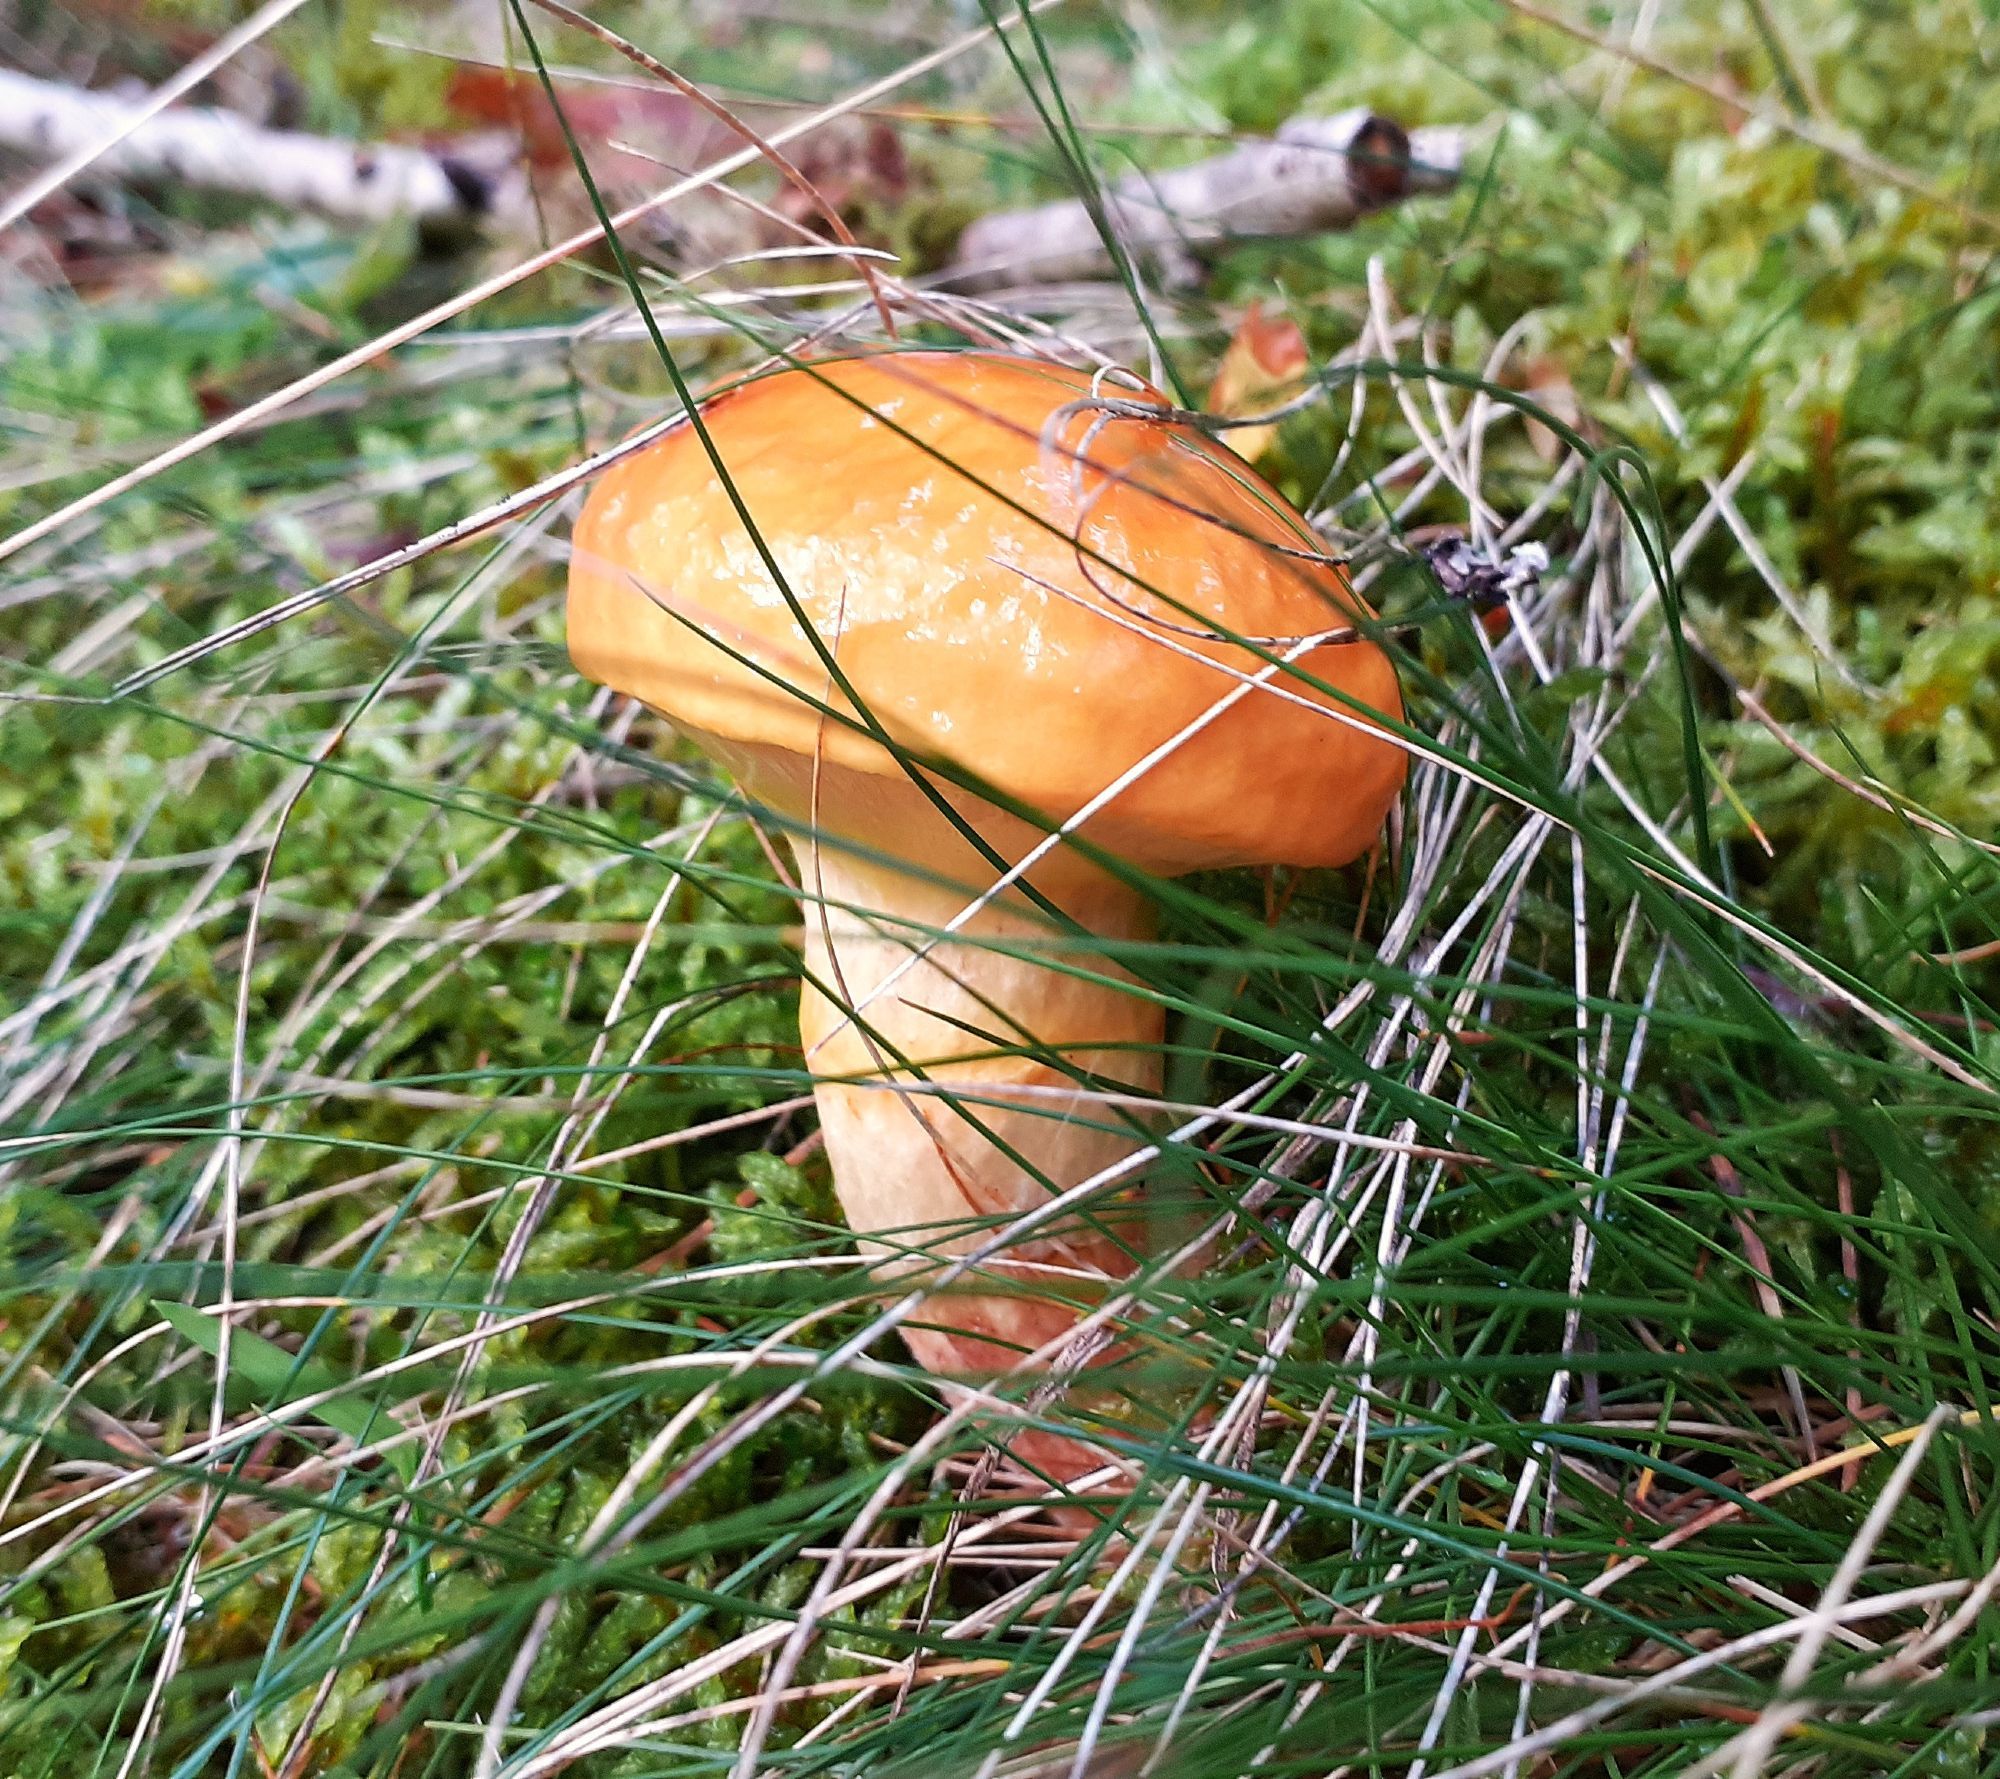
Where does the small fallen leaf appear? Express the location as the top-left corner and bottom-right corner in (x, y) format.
(1883, 673), (1967, 735)
(1521, 355), (1582, 463)
(443, 65), (726, 178)
(1208, 300), (1310, 464)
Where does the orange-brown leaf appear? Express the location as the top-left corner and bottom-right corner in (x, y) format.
(1208, 301), (1310, 463)
(443, 65), (723, 174)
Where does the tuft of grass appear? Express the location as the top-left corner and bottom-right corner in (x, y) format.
(1, 0), (1998, 1775)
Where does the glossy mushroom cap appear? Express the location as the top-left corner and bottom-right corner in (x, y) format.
(567, 350), (1406, 875)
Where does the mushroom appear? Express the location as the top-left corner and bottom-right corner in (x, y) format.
(567, 350), (1405, 1489)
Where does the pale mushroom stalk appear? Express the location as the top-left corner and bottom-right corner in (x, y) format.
(690, 731), (1162, 1480)
(797, 819), (1160, 1353)
(568, 350), (1407, 1497)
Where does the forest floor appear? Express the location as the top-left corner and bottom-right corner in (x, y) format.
(3, 1), (2000, 1776)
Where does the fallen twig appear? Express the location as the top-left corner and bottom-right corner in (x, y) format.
(0, 0), (314, 235)
(0, 67), (517, 231)
(948, 110), (1462, 289)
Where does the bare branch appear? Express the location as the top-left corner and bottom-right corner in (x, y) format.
(948, 111), (1462, 290)
(0, 67), (515, 230)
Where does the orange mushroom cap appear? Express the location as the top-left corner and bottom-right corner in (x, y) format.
(567, 350), (1406, 874)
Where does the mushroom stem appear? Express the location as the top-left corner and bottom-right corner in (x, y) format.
(795, 838), (1163, 1484)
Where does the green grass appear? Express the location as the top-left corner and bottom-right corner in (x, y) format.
(3, 0), (2000, 1775)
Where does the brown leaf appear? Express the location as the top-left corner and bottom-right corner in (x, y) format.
(442, 65), (726, 178)
(779, 119), (912, 226)
(1521, 354), (1582, 463)
(1208, 300), (1310, 463)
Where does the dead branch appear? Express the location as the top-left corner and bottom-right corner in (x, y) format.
(0, 68), (519, 232)
(947, 110), (1462, 290)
